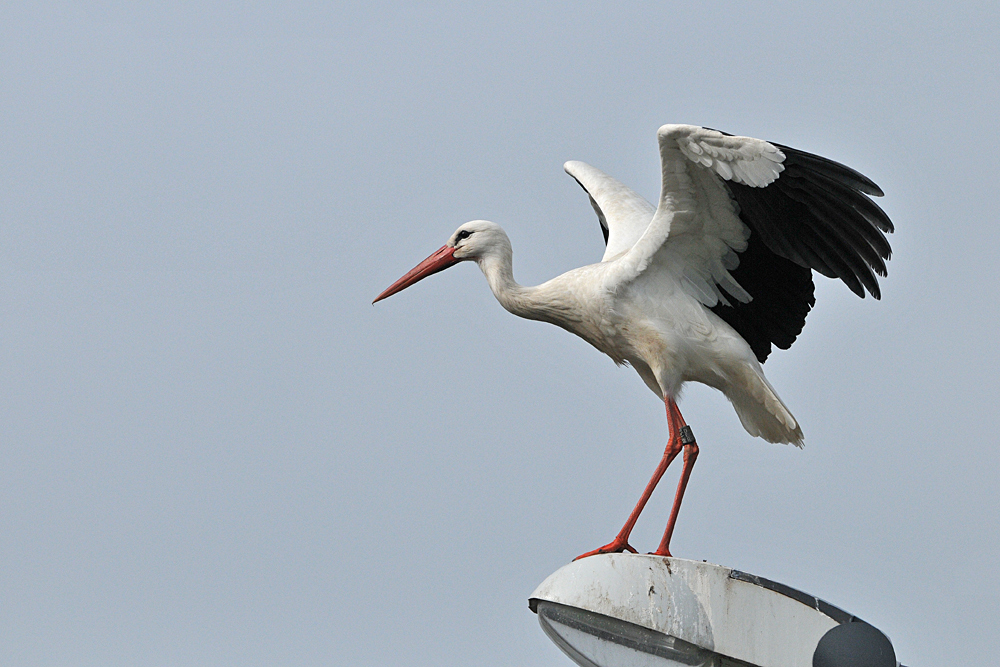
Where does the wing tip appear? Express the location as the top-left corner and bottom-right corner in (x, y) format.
(564, 160), (602, 182)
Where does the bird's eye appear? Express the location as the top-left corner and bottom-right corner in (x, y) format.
(457, 230), (473, 241)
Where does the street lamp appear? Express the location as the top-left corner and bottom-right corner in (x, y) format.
(530, 555), (902, 667)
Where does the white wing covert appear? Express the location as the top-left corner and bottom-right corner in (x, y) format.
(622, 125), (787, 307)
(564, 161), (655, 262)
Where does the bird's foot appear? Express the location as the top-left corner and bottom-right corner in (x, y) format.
(649, 547), (672, 558)
(574, 537), (637, 561)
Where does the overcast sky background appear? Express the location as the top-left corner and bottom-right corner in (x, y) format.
(1, 2), (998, 665)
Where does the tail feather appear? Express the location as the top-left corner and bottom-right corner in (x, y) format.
(726, 366), (804, 446)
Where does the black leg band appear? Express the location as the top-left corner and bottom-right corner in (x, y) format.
(679, 425), (696, 445)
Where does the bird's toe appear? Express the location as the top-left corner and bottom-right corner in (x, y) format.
(574, 538), (637, 561)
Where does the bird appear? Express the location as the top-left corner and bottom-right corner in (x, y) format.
(373, 124), (893, 559)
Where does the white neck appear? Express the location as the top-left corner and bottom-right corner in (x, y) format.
(475, 240), (573, 326)
(477, 242), (532, 317)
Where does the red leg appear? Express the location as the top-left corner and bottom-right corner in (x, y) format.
(651, 400), (699, 557)
(575, 397), (686, 560)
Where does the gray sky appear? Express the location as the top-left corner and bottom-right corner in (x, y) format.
(1, 1), (998, 665)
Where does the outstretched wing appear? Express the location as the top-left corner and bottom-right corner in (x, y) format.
(620, 124), (893, 362)
(564, 160), (655, 262)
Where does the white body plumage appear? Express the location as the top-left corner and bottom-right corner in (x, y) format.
(468, 217), (802, 445)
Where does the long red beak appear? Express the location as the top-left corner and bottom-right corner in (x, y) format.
(373, 245), (460, 304)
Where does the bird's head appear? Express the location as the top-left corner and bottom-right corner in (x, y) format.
(449, 220), (507, 261)
(373, 220), (507, 304)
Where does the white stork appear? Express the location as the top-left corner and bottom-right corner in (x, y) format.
(374, 124), (893, 559)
